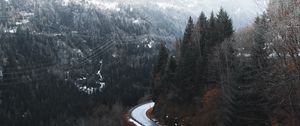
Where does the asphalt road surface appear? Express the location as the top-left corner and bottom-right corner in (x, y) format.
(129, 101), (159, 126)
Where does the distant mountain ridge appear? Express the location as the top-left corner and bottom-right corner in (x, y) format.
(62, 0), (269, 29)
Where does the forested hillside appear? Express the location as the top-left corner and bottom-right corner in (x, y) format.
(0, 0), (184, 125)
(1, 0), (300, 126)
(153, 0), (300, 125)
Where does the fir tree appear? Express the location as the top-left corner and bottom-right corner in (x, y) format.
(193, 12), (208, 50)
(226, 61), (270, 126)
(176, 17), (197, 102)
(193, 12), (209, 93)
(251, 14), (269, 71)
(223, 15), (270, 125)
(153, 43), (169, 100)
(217, 8), (234, 41)
(207, 12), (219, 47)
(153, 43), (169, 79)
(161, 56), (177, 100)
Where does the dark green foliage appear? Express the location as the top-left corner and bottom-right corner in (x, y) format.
(161, 56), (177, 101)
(223, 14), (270, 126)
(153, 43), (169, 100)
(176, 17), (198, 102)
(194, 12), (209, 94)
(0, 1), (164, 125)
(153, 43), (169, 79)
(217, 8), (234, 41)
(195, 12), (209, 55)
(251, 14), (269, 71)
(154, 9), (234, 104)
(226, 61), (270, 126)
(207, 12), (219, 47)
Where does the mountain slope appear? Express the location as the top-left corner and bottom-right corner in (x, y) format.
(63, 0), (269, 29)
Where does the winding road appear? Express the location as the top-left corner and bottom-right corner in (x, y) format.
(129, 101), (159, 126)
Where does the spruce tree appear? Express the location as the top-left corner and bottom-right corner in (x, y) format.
(176, 17), (197, 102)
(193, 12), (208, 49)
(153, 43), (169, 100)
(251, 14), (269, 71)
(163, 56), (177, 85)
(217, 8), (234, 41)
(226, 61), (270, 126)
(153, 43), (169, 78)
(194, 12), (208, 60)
(225, 15), (270, 126)
(193, 12), (209, 94)
(161, 56), (177, 100)
(207, 12), (219, 47)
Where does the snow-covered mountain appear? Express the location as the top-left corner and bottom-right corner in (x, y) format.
(62, 0), (269, 29)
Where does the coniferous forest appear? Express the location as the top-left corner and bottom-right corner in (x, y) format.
(1, 0), (300, 126)
(153, 1), (300, 125)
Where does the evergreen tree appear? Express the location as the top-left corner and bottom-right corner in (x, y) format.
(163, 56), (177, 85)
(194, 12), (209, 61)
(224, 15), (270, 126)
(207, 12), (219, 47)
(217, 8), (234, 41)
(193, 12), (208, 50)
(161, 56), (177, 100)
(153, 43), (169, 100)
(251, 14), (269, 71)
(205, 9), (234, 85)
(153, 43), (169, 79)
(176, 17), (197, 102)
(193, 12), (209, 94)
(219, 40), (237, 126)
(226, 61), (270, 126)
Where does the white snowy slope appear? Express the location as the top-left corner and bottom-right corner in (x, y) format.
(62, 0), (269, 29)
(6, 0), (269, 29)
(150, 0), (269, 29)
(130, 102), (158, 126)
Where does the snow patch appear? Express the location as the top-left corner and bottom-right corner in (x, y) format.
(74, 60), (105, 94)
(89, 0), (121, 11)
(19, 11), (34, 17)
(147, 40), (155, 48)
(156, 2), (179, 10)
(133, 19), (140, 24)
(4, 27), (17, 34)
(130, 7), (133, 12)
(244, 53), (251, 57)
(73, 49), (84, 57)
(16, 19), (29, 25)
(112, 53), (118, 58)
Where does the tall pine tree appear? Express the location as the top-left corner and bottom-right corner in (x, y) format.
(153, 43), (169, 100)
(161, 56), (177, 101)
(193, 12), (209, 95)
(176, 17), (197, 102)
(251, 14), (269, 71)
(217, 8), (234, 42)
(208, 12), (219, 47)
(224, 15), (270, 126)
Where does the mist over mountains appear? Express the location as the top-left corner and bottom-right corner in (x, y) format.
(4, 0), (299, 126)
(62, 0), (269, 29)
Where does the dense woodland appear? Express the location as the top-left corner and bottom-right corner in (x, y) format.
(153, 0), (300, 126)
(0, 0), (175, 125)
(0, 0), (300, 126)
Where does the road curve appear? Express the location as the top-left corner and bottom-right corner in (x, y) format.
(129, 101), (159, 126)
